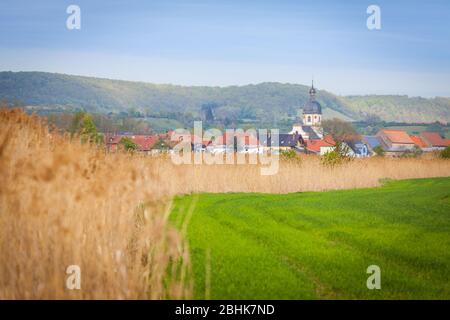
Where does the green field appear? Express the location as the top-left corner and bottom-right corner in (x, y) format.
(171, 178), (450, 299)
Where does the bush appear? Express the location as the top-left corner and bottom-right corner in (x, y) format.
(400, 146), (423, 158)
(321, 150), (342, 167)
(440, 146), (450, 159)
(373, 146), (385, 157)
(120, 137), (138, 152)
(281, 149), (298, 160)
(70, 111), (103, 144)
(321, 142), (353, 167)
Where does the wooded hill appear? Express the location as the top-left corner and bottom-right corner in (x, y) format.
(1, 71), (449, 124)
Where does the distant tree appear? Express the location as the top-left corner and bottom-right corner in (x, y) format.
(426, 121), (445, 136)
(365, 113), (382, 126)
(223, 117), (233, 127)
(320, 141), (352, 167)
(440, 146), (450, 159)
(373, 146), (385, 157)
(119, 137), (138, 152)
(46, 113), (75, 132)
(70, 112), (103, 144)
(322, 118), (359, 141)
(238, 106), (256, 120)
(128, 107), (143, 118)
(401, 146), (423, 158)
(201, 102), (217, 122)
(151, 138), (170, 151)
(120, 117), (151, 134)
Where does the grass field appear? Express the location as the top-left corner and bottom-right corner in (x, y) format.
(171, 177), (450, 299)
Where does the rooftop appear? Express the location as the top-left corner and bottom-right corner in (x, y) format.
(379, 129), (414, 144)
(421, 132), (448, 147)
(303, 100), (322, 115)
(410, 135), (429, 148)
(306, 135), (335, 153)
(363, 135), (381, 149)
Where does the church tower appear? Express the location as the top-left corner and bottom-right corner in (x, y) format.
(290, 80), (324, 139)
(302, 80), (322, 127)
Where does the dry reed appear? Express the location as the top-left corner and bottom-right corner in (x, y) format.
(0, 109), (191, 299)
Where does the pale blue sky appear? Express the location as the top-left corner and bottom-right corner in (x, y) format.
(1, 0), (449, 96)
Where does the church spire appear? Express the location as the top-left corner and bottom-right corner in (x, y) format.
(309, 79), (316, 99)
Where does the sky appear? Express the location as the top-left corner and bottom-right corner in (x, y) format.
(0, 0), (450, 97)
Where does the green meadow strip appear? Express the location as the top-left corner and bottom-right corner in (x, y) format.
(170, 177), (450, 299)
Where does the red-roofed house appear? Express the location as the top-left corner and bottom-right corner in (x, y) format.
(420, 132), (449, 150)
(105, 134), (123, 152)
(410, 135), (431, 151)
(133, 135), (160, 151)
(105, 134), (159, 153)
(305, 135), (336, 155)
(376, 129), (415, 155)
(323, 135), (336, 145)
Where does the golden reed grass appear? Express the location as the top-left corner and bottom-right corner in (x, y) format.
(0, 109), (191, 299)
(1, 108), (449, 299)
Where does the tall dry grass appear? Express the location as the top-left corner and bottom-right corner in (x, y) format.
(1, 109), (449, 299)
(151, 154), (450, 194)
(0, 109), (191, 299)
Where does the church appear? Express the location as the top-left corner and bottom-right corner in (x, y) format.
(290, 81), (324, 140)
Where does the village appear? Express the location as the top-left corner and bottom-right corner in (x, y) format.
(105, 82), (450, 158)
(3, 0), (450, 307)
